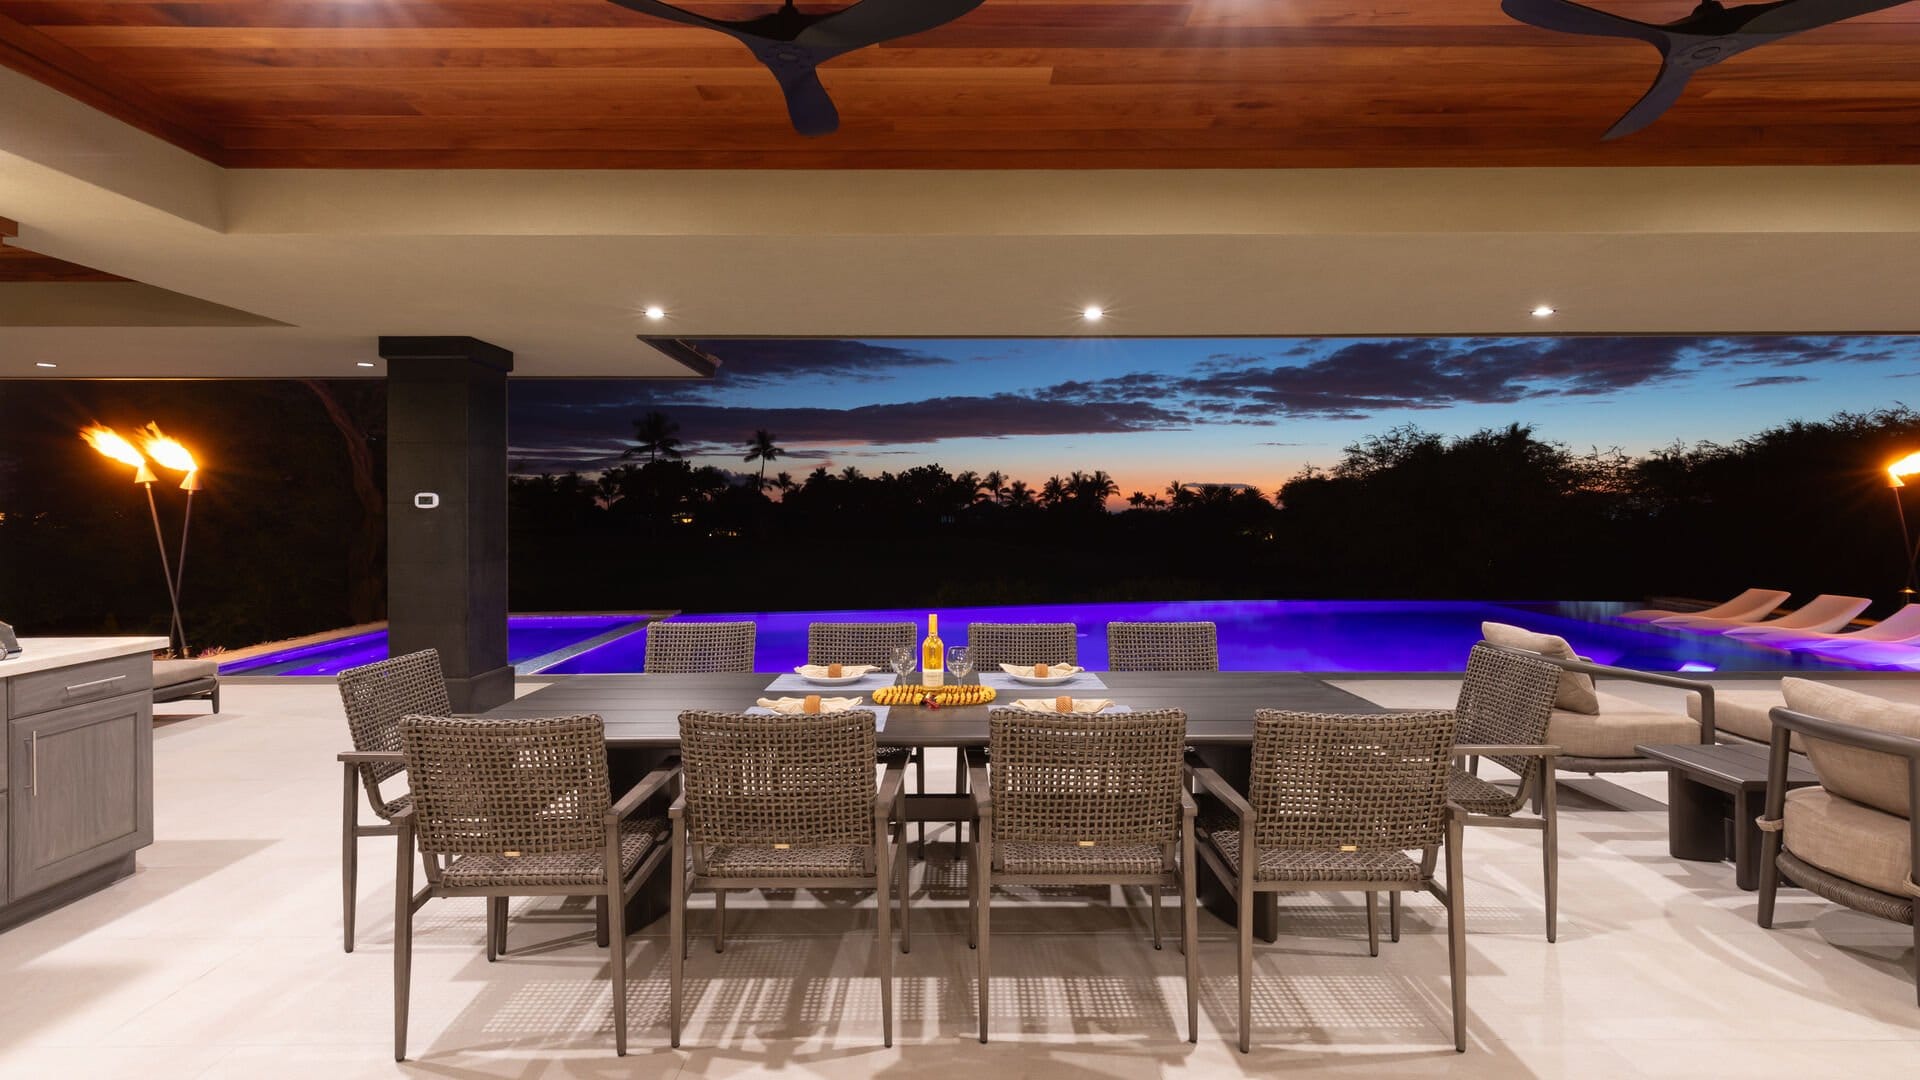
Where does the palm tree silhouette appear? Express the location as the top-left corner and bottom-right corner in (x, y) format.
(743, 429), (785, 488)
(625, 411), (684, 462)
(1006, 479), (1033, 507)
(771, 470), (796, 497)
(981, 470), (1008, 505)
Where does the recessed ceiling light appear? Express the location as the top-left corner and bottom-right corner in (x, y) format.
(1531, 305), (1557, 318)
(1082, 305), (1105, 322)
(34, 361), (56, 368)
(644, 306), (667, 321)
(356, 361), (375, 368)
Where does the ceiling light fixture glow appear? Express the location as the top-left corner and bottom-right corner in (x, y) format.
(1531, 305), (1557, 318)
(34, 361), (56, 368)
(1082, 305), (1105, 322)
(356, 361), (375, 368)
(644, 306), (667, 321)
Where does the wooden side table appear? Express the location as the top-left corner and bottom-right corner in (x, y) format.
(1635, 741), (1820, 890)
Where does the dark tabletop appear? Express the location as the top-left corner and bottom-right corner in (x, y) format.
(1635, 741), (1820, 789)
(477, 671), (1380, 748)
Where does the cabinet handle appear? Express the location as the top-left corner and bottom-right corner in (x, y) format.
(65, 674), (126, 694)
(29, 730), (38, 797)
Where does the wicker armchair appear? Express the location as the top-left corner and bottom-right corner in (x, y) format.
(643, 621), (755, 673)
(807, 621), (917, 668)
(391, 714), (676, 1059)
(968, 707), (1197, 1044)
(1450, 643), (1565, 942)
(1107, 621), (1219, 672)
(965, 622), (1078, 670)
(1190, 708), (1467, 1054)
(1756, 683), (1920, 1005)
(336, 649), (447, 954)
(671, 709), (909, 1047)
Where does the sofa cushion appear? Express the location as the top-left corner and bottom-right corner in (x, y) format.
(1546, 691), (1698, 758)
(152, 658), (218, 688)
(1481, 622), (1600, 714)
(1781, 678), (1920, 819)
(1686, 687), (1803, 751)
(1783, 787), (1914, 899)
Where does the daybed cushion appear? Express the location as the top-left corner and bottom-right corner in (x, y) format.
(1546, 691), (1698, 759)
(1783, 787), (1913, 898)
(1481, 622), (1600, 714)
(1782, 678), (1920, 819)
(153, 658), (218, 688)
(1686, 687), (1803, 751)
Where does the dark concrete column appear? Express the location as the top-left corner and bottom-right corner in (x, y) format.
(380, 336), (513, 712)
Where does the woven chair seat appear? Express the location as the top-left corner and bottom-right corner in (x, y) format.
(441, 817), (668, 888)
(1203, 824), (1422, 883)
(704, 843), (870, 878)
(875, 745), (915, 763)
(997, 840), (1167, 876)
(1447, 769), (1524, 816)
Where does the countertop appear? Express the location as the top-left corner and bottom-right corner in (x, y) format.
(0, 637), (170, 677)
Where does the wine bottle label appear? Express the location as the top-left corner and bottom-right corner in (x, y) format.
(922, 667), (944, 687)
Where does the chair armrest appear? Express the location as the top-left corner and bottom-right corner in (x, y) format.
(1771, 706), (1920, 759)
(668, 793), (686, 821)
(1180, 790), (1198, 819)
(338, 750), (406, 765)
(965, 747), (992, 818)
(606, 759), (681, 825)
(1507, 648), (1716, 742)
(876, 759), (907, 815)
(1185, 757), (1254, 829)
(1453, 744), (1561, 758)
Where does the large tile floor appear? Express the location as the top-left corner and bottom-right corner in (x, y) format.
(3, 678), (1919, 1078)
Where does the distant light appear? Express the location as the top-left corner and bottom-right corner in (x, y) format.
(356, 361), (375, 368)
(1530, 305), (1557, 318)
(1082, 305), (1104, 322)
(644, 306), (667, 321)
(1678, 662), (1717, 673)
(34, 361), (56, 368)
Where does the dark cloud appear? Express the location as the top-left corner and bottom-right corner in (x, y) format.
(1695, 337), (1899, 368)
(1733, 375), (1813, 389)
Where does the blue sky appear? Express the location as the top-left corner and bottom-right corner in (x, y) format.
(508, 336), (1920, 497)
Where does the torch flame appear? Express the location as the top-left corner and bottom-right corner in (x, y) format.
(138, 423), (198, 474)
(80, 424), (147, 469)
(1891, 451), (1920, 489)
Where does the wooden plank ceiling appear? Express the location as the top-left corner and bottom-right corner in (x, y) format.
(1, 0), (1918, 167)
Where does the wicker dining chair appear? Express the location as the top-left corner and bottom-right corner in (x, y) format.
(1448, 642), (1566, 942)
(391, 714), (677, 1059)
(965, 621), (1079, 671)
(809, 621), (927, 833)
(1107, 621), (1219, 672)
(1190, 708), (1466, 1054)
(643, 621), (756, 673)
(968, 707), (1197, 1044)
(671, 709), (910, 1047)
(336, 649), (447, 954)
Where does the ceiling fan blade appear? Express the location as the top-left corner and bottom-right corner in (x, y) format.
(1501, 0), (1674, 46)
(769, 62), (841, 135)
(1603, 61), (1695, 138)
(1738, 0), (1914, 34)
(798, 0), (988, 49)
(605, 0), (737, 33)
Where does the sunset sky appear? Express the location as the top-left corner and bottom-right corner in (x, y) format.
(507, 336), (1920, 499)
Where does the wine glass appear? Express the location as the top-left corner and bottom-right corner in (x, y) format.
(946, 646), (973, 684)
(888, 644), (915, 683)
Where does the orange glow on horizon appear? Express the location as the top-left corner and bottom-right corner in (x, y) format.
(1891, 451), (1920, 488)
(80, 424), (146, 469)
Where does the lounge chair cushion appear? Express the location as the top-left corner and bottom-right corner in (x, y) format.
(1546, 691), (1698, 759)
(153, 658), (217, 688)
(1782, 678), (1920, 819)
(1481, 622), (1600, 714)
(1686, 687), (1804, 751)
(1783, 787), (1914, 899)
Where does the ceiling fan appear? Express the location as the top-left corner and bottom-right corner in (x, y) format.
(607, 0), (985, 136)
(1501, 0), (1915, 139)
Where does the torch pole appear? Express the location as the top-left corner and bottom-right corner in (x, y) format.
(170, 486), (193, 654)
(1898, 484), (1918, 605)
(142, 480), (185, 657)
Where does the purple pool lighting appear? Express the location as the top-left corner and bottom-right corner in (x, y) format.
(219, 614), (647, 676)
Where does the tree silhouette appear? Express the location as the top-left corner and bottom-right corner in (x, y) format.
(625, 411), (683, 462)
(982, 470), (1008, 505)
(743, 428), (785, 487)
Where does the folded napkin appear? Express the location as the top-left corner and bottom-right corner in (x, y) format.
(754, 696), (864, 714)
(999, 662), (1084, 678)
(793, 664), (876, 679)
(1013, 697), (1118, 715)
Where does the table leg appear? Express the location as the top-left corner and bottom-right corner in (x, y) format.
(1732, 788), (1762, 892)
(1190, 743), (1280, 942)
(1667, 770), (1729, 863)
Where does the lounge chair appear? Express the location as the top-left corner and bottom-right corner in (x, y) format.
(1724, 602), (1920, 649)
(1656, 593), (1870, 634)
(1617, 588), (1789, 623)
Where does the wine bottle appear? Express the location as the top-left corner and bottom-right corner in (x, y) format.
(921, 613), (944, 688)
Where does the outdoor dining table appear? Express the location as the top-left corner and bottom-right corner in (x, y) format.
(474, 669), (1383, 941)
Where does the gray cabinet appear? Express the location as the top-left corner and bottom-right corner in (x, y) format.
(8, 695), (153, 899)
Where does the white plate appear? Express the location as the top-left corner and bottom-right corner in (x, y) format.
(798, 672), (870, 686)
(1005, 670), (1084, 686)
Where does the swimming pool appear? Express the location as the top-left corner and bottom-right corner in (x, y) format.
(217, 600), (1915, 677)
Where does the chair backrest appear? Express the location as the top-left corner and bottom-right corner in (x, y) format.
(1249, 709), (1456, 854)
(986, 707), (1187, 845)
(337, 648), (448, 806)
(1107, 621), (1219, 672)
(807, 621), (917, 667)
(1454, 642), (1562, 799)
(644, 620), (755, 673)
(398, 713), (611, 857)
(677, 709), (877, 847)
(967, 622), (1078, 671)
